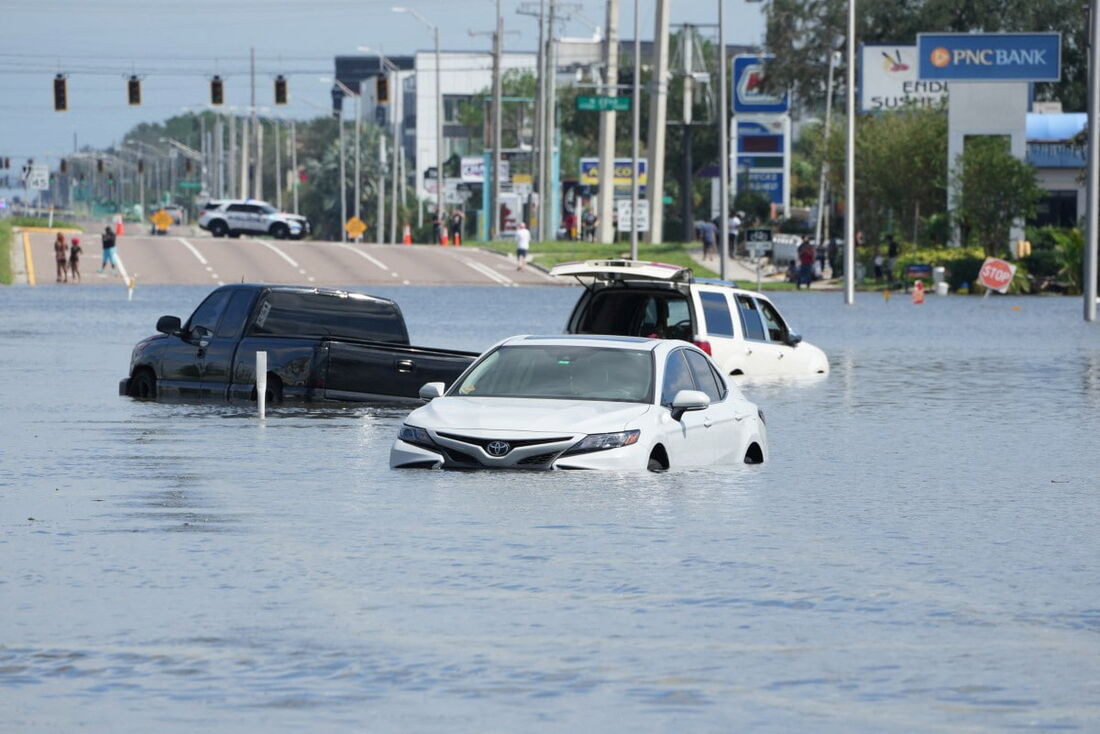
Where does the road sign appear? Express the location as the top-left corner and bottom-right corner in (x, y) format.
(345, 216), (367, 238)
(732, 56), (789, 114)
(917, 33), (1061, 82)
(576, 96), (631, 112)
(178, 180), (202, 189)
(579, 157), (647, 197)
(150, 209), (173, 231)
(978, 257), (1016, 293)
(27, 164), (49, 191)
(615, 199), (649, 232)
(745, 228), (772, 244)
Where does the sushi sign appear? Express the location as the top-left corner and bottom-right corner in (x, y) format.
(978, 257), (1016, 293)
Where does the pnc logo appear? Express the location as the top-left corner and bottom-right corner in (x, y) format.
(930, 47), (951, 67)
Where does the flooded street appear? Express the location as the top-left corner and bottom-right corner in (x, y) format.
(2, 284), (1099, 731)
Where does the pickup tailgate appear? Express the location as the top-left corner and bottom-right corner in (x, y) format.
(322, 340), (478, 402)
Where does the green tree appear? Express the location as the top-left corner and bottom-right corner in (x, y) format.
(951, 136), (1044, 256)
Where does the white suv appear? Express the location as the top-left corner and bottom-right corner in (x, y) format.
(551, 260), (829, 380)
(198, 199), (310, 240)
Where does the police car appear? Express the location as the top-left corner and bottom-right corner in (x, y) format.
(198, 199), (310, 240)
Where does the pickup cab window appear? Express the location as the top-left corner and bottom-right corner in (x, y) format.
(187, 289), (231, 334)
(735, 295), (767, 341)
(215, 290), (255, 338)
(699, 291), (735, 338)
(250, 291), (409, 344)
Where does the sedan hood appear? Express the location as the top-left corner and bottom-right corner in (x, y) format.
(408, 397), (652, 435)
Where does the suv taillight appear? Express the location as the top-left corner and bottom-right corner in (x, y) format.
(693, 340), (712, 355)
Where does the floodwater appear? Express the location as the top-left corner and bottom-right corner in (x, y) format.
(2, 283), (1099, 732)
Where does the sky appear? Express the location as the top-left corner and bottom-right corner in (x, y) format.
(0, 0), (767, 184)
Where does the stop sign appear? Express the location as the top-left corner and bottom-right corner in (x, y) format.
(978, 257), (1016, 294)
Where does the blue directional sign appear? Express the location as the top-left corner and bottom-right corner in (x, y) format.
(917, 33), (1061, 82)
(732, 55), (789, 114)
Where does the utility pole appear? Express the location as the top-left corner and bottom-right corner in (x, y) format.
(844, 0), (856, 304)
(596, 0), (620, 244)
(355, 80), (363, 235)
(256, 118), (264, 200)
(290, 119), (299, 214)
(680, 24), (695, 243)
(646, 0), (671, 243)
(227, 114), (237, 198)
(814, 49), (839, 254)
(378, 135), (386, 242)
(630, 0), (641, 259)
(1086, 0), (1099, 321)
(389, 63), (401, 244)
(718, 0), (729, 281)
(250, 47), (258, 198)
(274, 119), (282, 210)
(545, 1), (558, 239)
(239, 114), (248, 198)
(492, 0), (504, 239)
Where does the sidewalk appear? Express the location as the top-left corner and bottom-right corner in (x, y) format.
(686, 246), (842, 290)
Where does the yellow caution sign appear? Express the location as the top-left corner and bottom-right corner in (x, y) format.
(151, 209), (173, 232)
(345, 216), (367, 239)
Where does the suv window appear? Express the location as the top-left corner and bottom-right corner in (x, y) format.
(226, 204), (250, 213)
(684, 349), (722, 402)
(736, 295), (766, 341)
(699, 291), (735, 338)
(188, 289), (231, 334)
(661, 349), (695, 404)
(577, 290), (691, 340)
(757, 299), (788, 342)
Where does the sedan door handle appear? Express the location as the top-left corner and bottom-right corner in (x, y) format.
(703, 417), (713, 428)
(395, 359), (415, 373)
(733, 413), (749, 422)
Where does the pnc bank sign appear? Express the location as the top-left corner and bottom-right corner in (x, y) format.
(917, 33), (1061, 82)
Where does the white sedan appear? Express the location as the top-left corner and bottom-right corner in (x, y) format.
(390, 335), (768, 471)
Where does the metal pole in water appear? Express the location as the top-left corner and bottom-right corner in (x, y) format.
(256, 351), (267, 420)
(1085, 0), (1100, 321)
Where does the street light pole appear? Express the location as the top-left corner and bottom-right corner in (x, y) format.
(717, 0), (729, 281)
(631, 0), (641, 259)
(394, 7), (444, 242)
(1086, 0), (1099, 321)
(355, 80), (363, 235)
(843, 0), (856, 305)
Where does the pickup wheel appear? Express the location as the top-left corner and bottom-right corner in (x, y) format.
(130, 368), (157, 400)
(209, 220), (228, 238)
(270, 223), (289, 239)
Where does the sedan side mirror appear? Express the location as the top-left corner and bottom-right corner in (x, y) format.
(785, 330), (803, 347)
(670, 389), (710, 421)
(419, 382), (445, 401)
(156, 315), (182, 335)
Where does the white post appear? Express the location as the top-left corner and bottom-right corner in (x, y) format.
(646, 0), (671, 243)
(843, 0), (856, 305)
(256, 351), (268, 420)
(717, 0), (729, 281)
(355, 81), (363, 237)
(1086, 0), (1100, 321)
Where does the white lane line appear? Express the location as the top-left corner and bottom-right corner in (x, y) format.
(463, 257), (514, 286)
(177, 237), (208, 266)
(332, 242), (390, 271)
(251, 238), (300, 268)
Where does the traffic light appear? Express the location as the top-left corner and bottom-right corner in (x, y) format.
(53, 74), (68, 111)
(1, 157), (8, 169)
(185, 159), (193, 174)
(59, 158), (67, 173)
(210, 75), (224, 106)
(127, 75), (141, 106)
(137, 159), (145, 175)
(376, 75), (389, 104)
(274, 75), (288, 105)
(97, 158), (104, 173)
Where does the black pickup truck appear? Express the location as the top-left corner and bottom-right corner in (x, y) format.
(119, 284), (478, 403)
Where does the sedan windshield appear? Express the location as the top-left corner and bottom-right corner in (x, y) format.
(453, 345), (654, 403)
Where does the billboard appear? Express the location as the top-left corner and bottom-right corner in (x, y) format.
(732, 55), (789, 114)
(860, 44), (948, 112)
(578, 157), (648, 196)
(917, 33), (1061, 82)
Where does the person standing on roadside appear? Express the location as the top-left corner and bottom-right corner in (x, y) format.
(99, 226), (119, 274)
(515, 220), (531, 271)
(54, 233), (68, 283)
(431, 209), (443, 245)
(796, 236), (816, 289)
(68, 236), (83, 283)
(448, 208), (465, 246)
(697, 219), (717, 260)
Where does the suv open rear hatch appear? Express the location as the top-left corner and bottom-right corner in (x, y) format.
(549, 259), (694, 291)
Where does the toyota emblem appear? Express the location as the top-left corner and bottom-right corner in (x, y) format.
(486, 440), (511, 457)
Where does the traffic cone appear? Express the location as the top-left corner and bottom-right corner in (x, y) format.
(912, 279), (925, 305)
(441, 230), (449, 246)
(114, 214), (124, 236)
(402, 224), (412, 245)
(454, 231), (462, 247)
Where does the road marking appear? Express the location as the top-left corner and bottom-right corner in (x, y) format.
(177, 237), (208, 266)
(22, 232), (35, 285)
(463, 257), (515, 286)
(332, 242), (390, 271)
(251, 239), (300, 268)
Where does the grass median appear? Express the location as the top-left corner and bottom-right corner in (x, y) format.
(477, 239), (721, 279)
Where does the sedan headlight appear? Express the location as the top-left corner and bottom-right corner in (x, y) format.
(566, 429), (640, 455)
(398, 424), (433, 446)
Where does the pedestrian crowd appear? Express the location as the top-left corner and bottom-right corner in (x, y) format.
(50, 227), (121, 283)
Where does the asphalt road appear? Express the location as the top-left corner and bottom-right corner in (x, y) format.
(19, 227), (560, 288)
